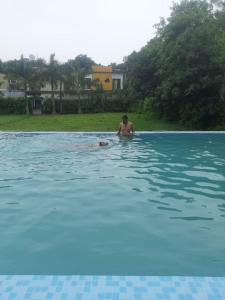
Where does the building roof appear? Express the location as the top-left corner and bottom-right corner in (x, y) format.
(92, 65), (112, 73)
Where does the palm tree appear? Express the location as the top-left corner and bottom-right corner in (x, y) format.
(4, 56), (49, 114)
(72, 66), (85, 114)
(4, 55), (31, 114)
(63, 62), (86, 114)
(18, 55), (30, 114)
(47, 54), (59, 114)
(58, 63), (67, 114)
(63, 55), (94, 114)
(28, 59), (47, 95)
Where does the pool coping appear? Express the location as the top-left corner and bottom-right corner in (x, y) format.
(1, 275), (225, 300)
(1, 130), (225, 134)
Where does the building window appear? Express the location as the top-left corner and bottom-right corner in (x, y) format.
(85, 78), (92, 89)
(113, 79), (121, 90)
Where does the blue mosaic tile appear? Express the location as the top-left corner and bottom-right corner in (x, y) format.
(0, 276), (225, 299)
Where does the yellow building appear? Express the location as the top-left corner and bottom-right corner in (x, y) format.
(92, 65), (113, 91)
(85, 65), (125, 91)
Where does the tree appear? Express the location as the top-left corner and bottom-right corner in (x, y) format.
(58, 63), (67, 114)
(4, 56), (48, 114)
(72, 54), (94, 73)
(0, 60), (3, 73)
(63, 54), (94, 93)
(4, 55), (32, 114)
(1, 53), (94, 115)
(27, 58), (47, 94)
(63, 55), (95, 113)
(47, 54), (59, 114)
(126, 0), (225, 129)
(126, 37), (161, 100)
(156, 0), (225, 127)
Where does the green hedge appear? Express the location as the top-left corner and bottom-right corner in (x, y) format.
(0, 96), (135, 114)
(0, 97), (26, 114)
(41, 97), (133, 114)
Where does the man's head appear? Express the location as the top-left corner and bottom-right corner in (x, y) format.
(99, 141), (108, 147)
(122, 115), (128, 124)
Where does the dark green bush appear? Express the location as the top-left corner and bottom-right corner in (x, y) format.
(0, 95), (134, 115)
(53, 96), (133, 114)
(80, 97), (103, 113)
(42, 98), (53, 114)
(55, 99), (78, 114)
(0, 97), (26, 114)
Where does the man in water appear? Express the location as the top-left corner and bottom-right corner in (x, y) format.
(117, 115), (134, 136)
(65, 141), (108, 151)
(99, 141), (108, 147)
(84, 141), (109, 148)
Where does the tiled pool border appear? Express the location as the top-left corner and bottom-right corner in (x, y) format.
(1, 131), (225, 299)
(1, 275), (225, 300)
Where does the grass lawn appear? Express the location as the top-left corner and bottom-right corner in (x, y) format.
(0, 113), (187, 131)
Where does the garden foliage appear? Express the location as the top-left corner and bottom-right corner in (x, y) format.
(125, 0), (225, 129)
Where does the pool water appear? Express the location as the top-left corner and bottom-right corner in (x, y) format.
(0, 132), (225, 276)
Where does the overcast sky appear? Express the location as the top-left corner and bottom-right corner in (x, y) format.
(0, 0), (174, 65)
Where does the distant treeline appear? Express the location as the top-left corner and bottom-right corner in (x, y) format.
(0, 54), (129, 115)
(125, 0), (225, 129)
(0, 54), (96, 114)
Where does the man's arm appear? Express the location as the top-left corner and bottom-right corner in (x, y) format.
(117, 123), (121, 136)
(131, 123), (135, 135)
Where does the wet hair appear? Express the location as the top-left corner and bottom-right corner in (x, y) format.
(99, 141), (108, 146)
(122, 115), (128, 120)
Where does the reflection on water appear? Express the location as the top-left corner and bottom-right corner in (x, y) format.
(0, 132), (225, 275)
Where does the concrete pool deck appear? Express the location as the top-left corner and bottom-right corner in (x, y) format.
(0, 275), (224, 299)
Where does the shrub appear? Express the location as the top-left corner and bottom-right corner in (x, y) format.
(0, 95), (134, 115)
(52, 96), (133, 114)
(0, 97), (26, 114)
(42, 98), (53, 114)
(55, 99), (79, 114)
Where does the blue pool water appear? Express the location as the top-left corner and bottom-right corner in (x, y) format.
(0, 132), (225, 276)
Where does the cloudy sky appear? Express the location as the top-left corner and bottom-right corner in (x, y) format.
(0, 0), (173, 65)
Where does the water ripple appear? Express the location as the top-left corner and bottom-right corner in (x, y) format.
(171, 216), (214, 221)
(1, 132), (225, 276)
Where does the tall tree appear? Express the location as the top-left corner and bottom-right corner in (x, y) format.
(4, 56), (48, 114)
(27, 58), (47, 94)
(126, 37), (161, 100)
(72, 54), (94, 73)
(4, 55), (32, 114)
(126, 0), (225, 129)
(58, 63), (67, 114)
(156, 0), (225, 127)
(0, 60), (3, 73)
(47, 54), (59, 114)
(63, 55), (94, 113)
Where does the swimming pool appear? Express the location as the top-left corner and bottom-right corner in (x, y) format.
(0, 132), (225, 276)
